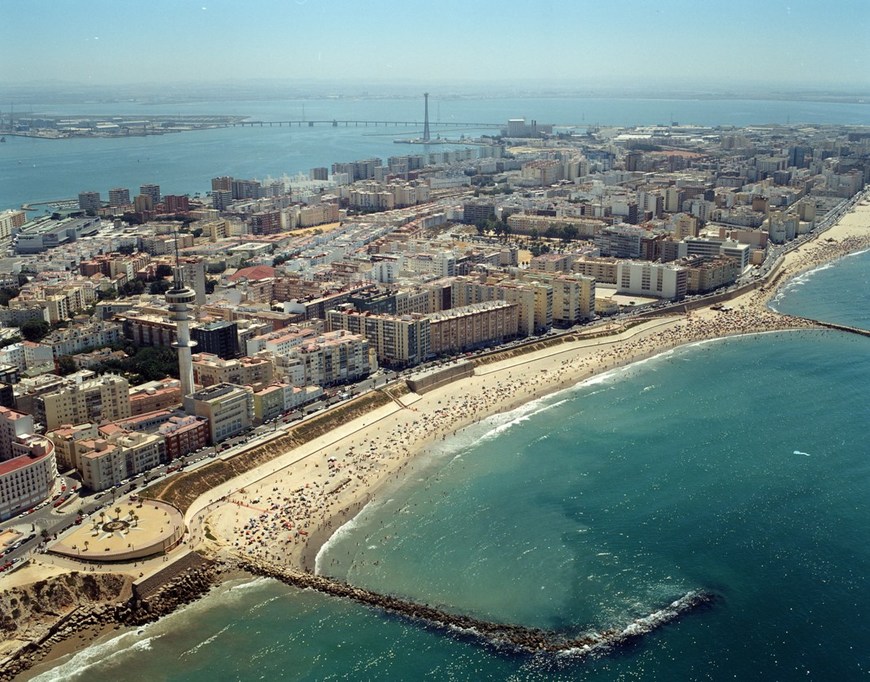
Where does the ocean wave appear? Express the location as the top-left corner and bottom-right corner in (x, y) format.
(228, 576), (273, 592)
(314, 497), (378, 575)
(421, 392), (577, 459)
(843, 246), (870, 259)
(30, 631), (162, 682)
(180, 624), (231, 658)
(773, 259), (839, 307)
(477, 396), (570, 443)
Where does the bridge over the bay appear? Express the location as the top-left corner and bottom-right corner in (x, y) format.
(225, 119), (503, 129)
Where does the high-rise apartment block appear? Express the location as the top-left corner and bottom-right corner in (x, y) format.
(139, 184), (161, 206)
(326, 309), (430, 368)
(108, 187), (131, 207)
(40, 374), (131, 431)
(211, 176), (233, 192)
(0, 209), (26, 241)
(78, 191), (102, 214)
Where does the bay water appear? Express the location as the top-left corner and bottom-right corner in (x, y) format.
(29, 250), (870, 680)
(3, 95), (869, 212)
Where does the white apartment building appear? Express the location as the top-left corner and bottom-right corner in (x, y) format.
(77, 430), (164, 492)
(617, 261), (687, 300)
(41, 373), (131, 431)
(0, 407), (35, 461)
(0, 436), (58, 520)
(183, 383), (254, 443)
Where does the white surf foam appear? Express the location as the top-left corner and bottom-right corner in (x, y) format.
(771, 258), (840, 309)
(29, 631), (162, 682)
(314, 497), (379, 575)
(179, 623), (231, 658)
(228, 576), (272, 592)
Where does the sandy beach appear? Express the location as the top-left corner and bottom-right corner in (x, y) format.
(196, 194), (870, 575)
(3, 193), (868, 679)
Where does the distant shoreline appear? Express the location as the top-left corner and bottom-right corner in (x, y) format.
(3, 89), (868, 107)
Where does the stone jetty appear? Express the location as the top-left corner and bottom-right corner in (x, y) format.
(238, 557), (716, 656)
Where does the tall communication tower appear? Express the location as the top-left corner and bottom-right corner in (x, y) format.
(166, 234), (197, 398)
(423, 92), (431, 142)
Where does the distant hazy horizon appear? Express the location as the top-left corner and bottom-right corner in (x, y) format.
(2, 0), (868, 96)
(1, 80), (868, 110)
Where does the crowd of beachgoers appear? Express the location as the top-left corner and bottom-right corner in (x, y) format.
(213, 291), (824, 569)
(215, 205), (870, 568)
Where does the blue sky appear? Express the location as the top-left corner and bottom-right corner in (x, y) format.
(2, 0), (868, 90)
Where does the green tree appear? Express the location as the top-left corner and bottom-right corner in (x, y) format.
(204, 278), (217, 295)
(20, 319), (49, 342)
(155, 264), (173, 279)
(119, 280), (146, 296)
(149, 279), (171, 295)
(561, 224), (579, 242)
(131, 346), (178, 381)
(56, 355), (77, 375)
(0, 287), (20, 307)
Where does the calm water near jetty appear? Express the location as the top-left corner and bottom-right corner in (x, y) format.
(30, 251), (870, 681)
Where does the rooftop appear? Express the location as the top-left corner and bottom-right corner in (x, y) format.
(0, 443), (54, 476)
(190, 382), (248, 401)
(228, 265), (276, 282)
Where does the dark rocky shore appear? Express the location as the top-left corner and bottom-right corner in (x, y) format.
(1, 551), (716, 680)
(0, 559), (220, 681)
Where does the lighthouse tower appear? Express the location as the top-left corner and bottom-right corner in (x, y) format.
(166, 237), (197, 397)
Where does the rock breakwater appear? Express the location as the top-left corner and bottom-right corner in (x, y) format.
(239, 557), (716, 657)
(0, 558), (220, 681)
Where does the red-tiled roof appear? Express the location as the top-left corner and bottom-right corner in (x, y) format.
(228, 265), (276, 282)
(0, 450), (50, 476)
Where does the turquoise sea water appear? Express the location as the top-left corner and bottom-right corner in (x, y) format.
(3, 96), (869, 211)
(30, 251), (870, 681)
(771, 247), (870, 330)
